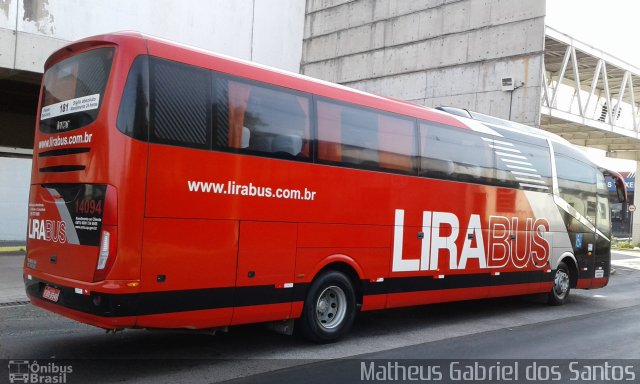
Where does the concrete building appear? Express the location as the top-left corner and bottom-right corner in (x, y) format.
(0, 0), (306, 241)
(302, 0), (546, 126)
(301, 0), (640, 241)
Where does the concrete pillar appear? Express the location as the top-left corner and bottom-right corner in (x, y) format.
(632, 160), (640, 244)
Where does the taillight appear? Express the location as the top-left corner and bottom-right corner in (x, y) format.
(94, 185), (117, 281)
(97, 230), (110, 270)
(93, 226), (117, 281)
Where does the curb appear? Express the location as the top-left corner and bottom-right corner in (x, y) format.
(612, 249), (640, 256)
(0, 246), (26, 254)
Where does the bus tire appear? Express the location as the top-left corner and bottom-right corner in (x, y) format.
(548, 261), (571, 305)
(297, 270), (356, 343)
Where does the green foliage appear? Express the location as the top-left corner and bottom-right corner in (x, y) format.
(616, 241), (635, 249)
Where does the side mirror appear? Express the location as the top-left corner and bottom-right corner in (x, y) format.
(604, 170), (628, 203)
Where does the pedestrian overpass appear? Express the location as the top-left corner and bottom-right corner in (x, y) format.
(541, 27), (640, 158)
(540, 27), (640, 242)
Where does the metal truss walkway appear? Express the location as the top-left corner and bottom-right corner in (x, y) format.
(541, 27), (640, 158)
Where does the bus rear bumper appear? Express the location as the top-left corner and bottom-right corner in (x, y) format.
(576, 277), (609, 289)
(28, 295), (137, 330)
(25, 274), (138, 330)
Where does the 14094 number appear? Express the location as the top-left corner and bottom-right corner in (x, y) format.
(75, 199), (102, 215)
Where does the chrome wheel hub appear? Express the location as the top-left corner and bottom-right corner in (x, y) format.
(554, 269), (570, 299)
(315, 285), (347, 329)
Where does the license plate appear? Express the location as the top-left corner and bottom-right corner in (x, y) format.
(42, 286), (60, 303)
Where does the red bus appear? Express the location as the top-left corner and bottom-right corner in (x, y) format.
(25, 32), (626, 343)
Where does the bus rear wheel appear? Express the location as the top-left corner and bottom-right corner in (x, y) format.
(297, 271), (356, 343)
(548, 261), (571, 305)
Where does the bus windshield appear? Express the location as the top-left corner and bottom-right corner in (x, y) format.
(40, 47), (114, 134)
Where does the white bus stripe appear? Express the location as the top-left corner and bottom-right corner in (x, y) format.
(501, 158), (533, 166)
(496, 152), (527, 160)
(482, 137), (514, 146)
(506, 164), (537, 172)
(493, 139), (515, 146)
(520, 183), (549, 190)
(515, 177), (546, 184)
(490, 145), (521, 153)
(510, 170), (542, 178)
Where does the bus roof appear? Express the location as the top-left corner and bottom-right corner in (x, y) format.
(47, 31), (620, 177)
(50, 31), (468, 130)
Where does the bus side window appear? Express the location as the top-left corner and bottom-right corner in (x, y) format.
(117, 55), (149, 141)
(377, 114), (416, 172)
(316, 101), (343, 163)
(216, 78), (311, 159)
(149, 58), (211, 149)
(494, 139), (552, 192)
(555, 152), (597, 223)
(419, 122), (494, 183)
(317, 100), (417, 174)
(340, 106), (379, 167)
(596, 172), (611, 235)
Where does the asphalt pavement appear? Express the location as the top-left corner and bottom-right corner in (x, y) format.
(0, 251), (639, 383)
(0, 252), (27, 304)
(226, 304), (640, 384)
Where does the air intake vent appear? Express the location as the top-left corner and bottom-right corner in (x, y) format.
(39, 165), (86, 173)
(39, 148), (90, 157)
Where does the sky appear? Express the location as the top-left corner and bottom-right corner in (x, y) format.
(546, 0), (640, 68)
(546, 0), (640, 171)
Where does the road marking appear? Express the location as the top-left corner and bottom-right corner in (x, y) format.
(0, 300), (30, 308)
(612, 258), (640, 271)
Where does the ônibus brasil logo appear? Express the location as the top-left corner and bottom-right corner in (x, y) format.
(392, 209), (550, 272)
(8, 360), (73, 383)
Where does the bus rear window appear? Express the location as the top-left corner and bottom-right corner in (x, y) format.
(40, 47), (114, 133)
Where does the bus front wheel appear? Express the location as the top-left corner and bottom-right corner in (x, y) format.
(548, 261), (571, 305)
(297, 271), (356, 343)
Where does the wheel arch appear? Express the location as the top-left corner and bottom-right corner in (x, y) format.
(557, 252), (579, 288)
(309, 254), (364, 306)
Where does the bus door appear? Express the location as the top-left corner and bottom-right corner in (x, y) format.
(569, 194), (597, 286)
(574, 225), (596, 286)
(553, 150), (599, 286)
(592, 191), (611, 287)
(578, 169), (606, 286)
(593, 171), (628, 287)
(231, 221), (297, 324)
